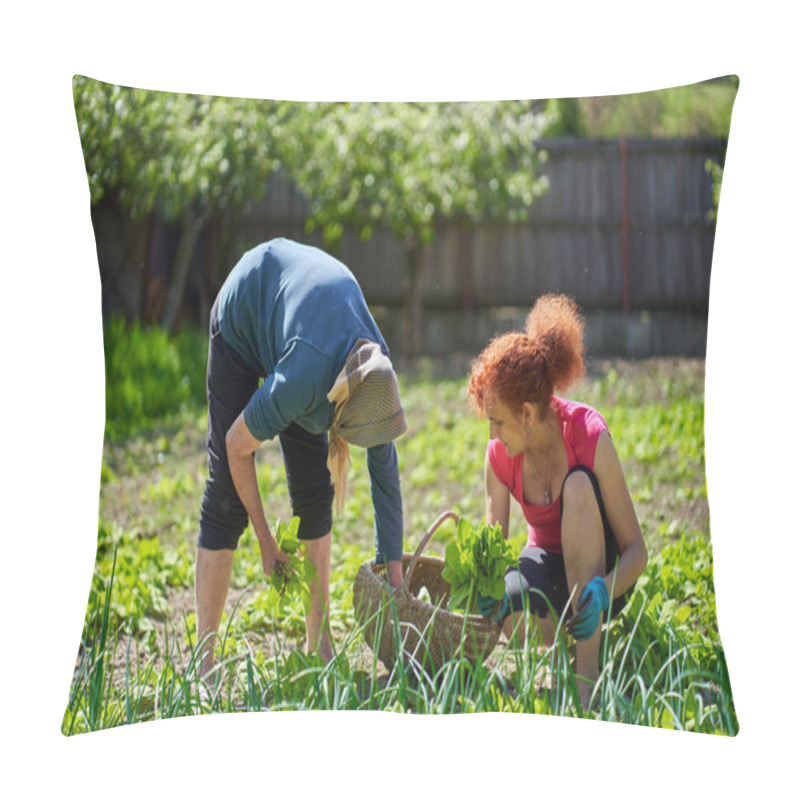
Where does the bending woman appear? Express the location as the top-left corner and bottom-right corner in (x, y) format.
(467, 294), (647, 707)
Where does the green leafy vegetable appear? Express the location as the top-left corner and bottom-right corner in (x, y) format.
(269, 517), (312, 609)
(441, 518), (517, 614)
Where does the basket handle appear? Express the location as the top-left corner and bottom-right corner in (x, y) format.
(402, 510), (460, 590)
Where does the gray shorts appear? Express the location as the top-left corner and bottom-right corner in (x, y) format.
(198, 297), (334, 550)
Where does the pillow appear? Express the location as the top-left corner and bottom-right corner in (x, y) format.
(64, 75), (738, 739)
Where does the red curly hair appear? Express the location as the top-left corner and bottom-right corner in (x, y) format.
(467, 294), (586, 417)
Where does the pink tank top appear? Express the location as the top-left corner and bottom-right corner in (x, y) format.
(487, 397), (607, 554)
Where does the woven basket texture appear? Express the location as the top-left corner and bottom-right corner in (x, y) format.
(352, 512), (501, 674)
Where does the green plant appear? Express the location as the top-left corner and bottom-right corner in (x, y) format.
(92, 519), (194, 644)
(63, 530), (738, 734)
(71, 358), (737, 734)
(705, 158), (724, 221)
(441, 518), (517, 613)
(63, 547), (121, 734)
(102, 315), (207, 438)
(232, 519), (315, 640)
(576, 77), (737, 139)
(270, 517), (313, 609)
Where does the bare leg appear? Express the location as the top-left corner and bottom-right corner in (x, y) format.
(303, 532), (333, 662)
(502, 609), (557, 648)
(195, 546), (235, 681)
(560, 469), (606, 709)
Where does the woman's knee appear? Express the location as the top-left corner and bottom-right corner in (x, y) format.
(504, 557), (551, 618)
(504, 568), (528, 612)
(561, 469), (605, 539)
(560, 468), (605, 572)
(199, 477), (249, 550)
(561, 468), (598, 515)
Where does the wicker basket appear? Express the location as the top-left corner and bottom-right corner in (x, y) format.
(352, 511), (501, 674)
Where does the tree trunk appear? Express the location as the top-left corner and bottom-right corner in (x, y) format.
(138, 212), (156, 321)
(403, 241), (425, 362)
(160, 208), (203, 333)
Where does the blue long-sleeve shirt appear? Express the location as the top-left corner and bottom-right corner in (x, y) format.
(217, 238), (404, 562)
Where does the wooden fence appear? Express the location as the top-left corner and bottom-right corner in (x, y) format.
(217, 136), (724, 311)
(93, 136), (726, 357)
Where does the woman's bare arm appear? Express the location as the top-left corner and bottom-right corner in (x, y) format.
(484, 450), (511, 537)
(225, 411), (286, 577)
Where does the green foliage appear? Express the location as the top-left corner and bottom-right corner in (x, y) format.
(102, 315), (207, 437)
(63, 547), (119, 734)
(486, 529), (736, 732)
(72, 359), (736, 733)
(269, 517), (312, 610)
(576, 76), (738, 139)
(74, 79), (551, 249)
(442, 518), (518, 613)
(609, 533), (724, 675)
(606, 399), (704, 472)
(64, 547), (737, 732)
(397, 377), (488, 529)
(224, 518), (316, 640)
(92, 519), (193, 644)
(280, 101), (551, 248)
(594, 395), (707, 544)
(543, 97), (587, 137)
(72, 76), (283, 222)
(705, 158), (724, 221)
(73, 75), (735, 246)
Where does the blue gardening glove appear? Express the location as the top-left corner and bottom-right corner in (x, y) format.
(566, 576), (609, 641)
(477, 591), (509, 623)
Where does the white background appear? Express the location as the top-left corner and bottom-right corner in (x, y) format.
(3, 2), (796, 796)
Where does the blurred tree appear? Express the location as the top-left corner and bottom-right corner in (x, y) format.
(280, 101), (551, 359)
(74, 82), (551, 351)
(73, 77), (284, 330)
(543, 97), (587, 137)
(578, 76), (738, 139)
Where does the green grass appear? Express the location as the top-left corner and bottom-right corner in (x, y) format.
(63, 534), (735, 733)
(102, 315), (207, 440)
(63, 320), (736, 735)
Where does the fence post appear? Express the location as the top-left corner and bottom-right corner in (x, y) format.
(619, 138), (631, 315)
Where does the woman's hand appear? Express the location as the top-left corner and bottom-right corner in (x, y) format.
(386, 560), (404, 589)
(477, 591), (509, 622)
(259, 531), (289, 579)
(566, 576), (609, 640)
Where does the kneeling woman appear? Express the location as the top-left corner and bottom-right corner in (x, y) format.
(467, 294), (647, 706)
